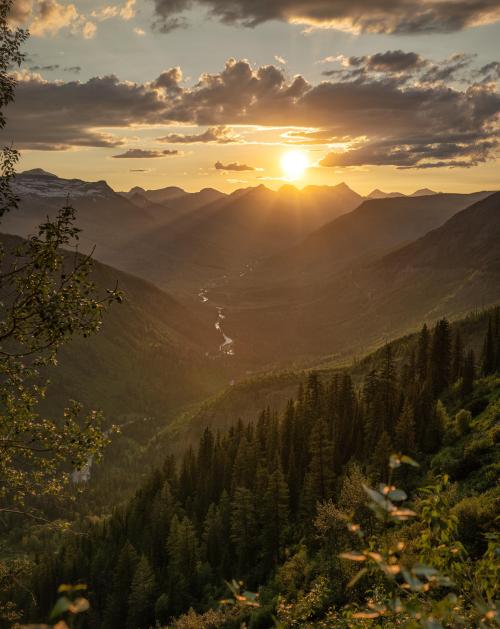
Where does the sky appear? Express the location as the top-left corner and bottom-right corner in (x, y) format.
(4, 0), (500, 193)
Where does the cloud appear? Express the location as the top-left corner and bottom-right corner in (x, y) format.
(214, 160), (255, 171)
(323, 50), (428, 75)
(158, 126), (240, 143)
(3, 72), (167, 149)
(149, 0), (500, 34)
(4, 56), (499, 169)
(113, 148), (179, 157)
(91, 0), (135, 21)
(133, 26), (145, 35)
(29, 0), (80, 36)
(29, 64), (60, 71)
(11, 0), (134, 37)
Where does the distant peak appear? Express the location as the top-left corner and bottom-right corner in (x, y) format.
(21, 168), (57, 177)
(367, 189), (405, 199)
(412, 188), (437, 197)
(279, 183), (299, 194)
(333, 181), (352, 192)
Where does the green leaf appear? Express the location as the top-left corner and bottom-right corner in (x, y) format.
(388, 489), (407, 502)
(400, 455), (420, 467)
(49, 596), (71, 620)
(347, 568), (368, 588)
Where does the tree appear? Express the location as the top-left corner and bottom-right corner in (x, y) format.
(481, 316), (496, 376)
(167, 515), (200, 612)
(230, 486), (257, 576)
(0, 0), (120, 520)
(302, 418), (335, 511)
(461, 349), (475, 398)
(126, 555), (156, 629)
(260, 468), (289, 567)
(451, 329), (464, 383)
(416, 323), (430, 382)
(429, 319), (452, 397)
(394, 400), (416, 454)
(102, 542), (138, 629)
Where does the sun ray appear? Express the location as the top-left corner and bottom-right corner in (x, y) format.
(281, 150), (309, 181)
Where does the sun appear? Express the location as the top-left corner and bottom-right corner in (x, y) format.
(281, 150), (309, 181)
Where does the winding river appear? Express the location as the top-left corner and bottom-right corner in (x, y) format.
(198, 288), (234, 356)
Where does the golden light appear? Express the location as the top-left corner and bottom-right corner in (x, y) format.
(281, 150), (309, 181)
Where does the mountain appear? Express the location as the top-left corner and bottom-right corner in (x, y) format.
(222, 192), (500, 365)
(6, 171), (362, 297)
(412, 187), (437, 196)
(367, 188), (405, 199)
(0, 231), (227, 423)
(123, 185), (227, 212)
(232, 190), (494, 292)
(120, 185), (186, 204)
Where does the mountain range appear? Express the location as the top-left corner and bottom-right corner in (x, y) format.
(4, 168), (499, 373)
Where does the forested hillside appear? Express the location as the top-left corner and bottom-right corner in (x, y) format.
(10, 308), (499, 627)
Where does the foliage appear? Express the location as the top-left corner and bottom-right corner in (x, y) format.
(8, 313), (500, 625)
(0, 0), (121, 521)
(17, 584), (89, 629)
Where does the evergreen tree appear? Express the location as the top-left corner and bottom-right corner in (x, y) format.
(260, 468), (289, 568)
(429, 319), (452, 397)
(230, 486), (257, 576)
(461, 349), (475, 398)
(394, 400), (416, 454)
(481, 316), (496, 375)
(369, 430), (393, 483)
(126, 555), (156, 629)
(102, 542), (138, 629)
(451, 329), (464, 383)
(165, 515), (200, 615)
(416, 324), (430, 381)
(303, 418), (335, 511)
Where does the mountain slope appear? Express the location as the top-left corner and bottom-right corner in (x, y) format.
(6, 171), (362, 297)
(107, 182), (363, 294)
(236, 191), (495, 292)
(0, 232), (226, 424)
(223, 192), (500, 364)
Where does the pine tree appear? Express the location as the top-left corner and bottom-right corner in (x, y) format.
(451, 329), (464, 383)
(416, 324), (430, 381)
(303, 418), (335, 510)
(260, 468), (289, 567)
(102, 542), (138, 629)
(369, 430), (393, 483)
(429, 319), (452, 397)
(126, 555), (156, 629)
(394, 400), (416, 454)
(481, 316), (496, 375)
(423, 401), (446, 453)
(461, 349), (475, 398)
(167, 515), (200, 614)
(230, 486), (257, 576)
(380, 344), (397, 432)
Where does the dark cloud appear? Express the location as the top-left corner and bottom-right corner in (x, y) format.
(30, 64), (60, 71)
(3, 56), (499, 169)
(3, 73), (166, 149)
(214, 160), (255, 171)
(29, 64), (80, 73)
(150, 0), (500, 34)
(421, 53), (474, 82)
(112, 148), (179, 158)
(320, 136), (498, 169)
(158, 126), (239, 143)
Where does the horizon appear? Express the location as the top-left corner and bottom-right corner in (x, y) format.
(18, 166), (499, 197)
(4, 0), (500, 195)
